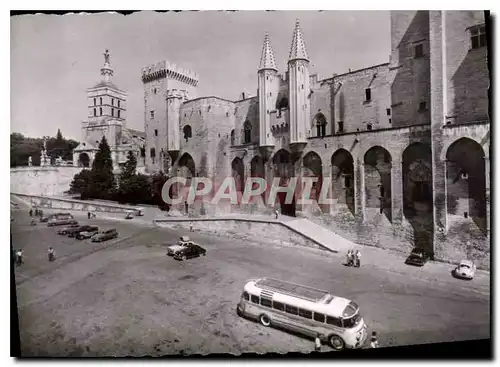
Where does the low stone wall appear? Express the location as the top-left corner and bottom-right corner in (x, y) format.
(10, 166), (83, 196)
(11, 193), (138, 214)
(154, 218), (328, 252)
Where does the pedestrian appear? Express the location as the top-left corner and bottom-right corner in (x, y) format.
(184, 201), (189, 215)
(39, 209), (43, 217)
(190, 221), (194, 232)
(35, 208), (39, 216)
(370, 331), (379, 348)
(347, 249), (354, 266)
(274, 208), (279, 220)
(88, 211), (91, 219)
(314, 333), (322, 352)
(355, 250), (361, 267)
(48, 247), (55, 262)
(15, 249), (23, 266)
(29, 209), (33, 217)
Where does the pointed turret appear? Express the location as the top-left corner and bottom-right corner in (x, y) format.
(258, 33), (278, 72)
(288, 19), (309, 62)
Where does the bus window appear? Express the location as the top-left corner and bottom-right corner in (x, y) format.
(285, 305), (298, 315)
(260, 298), (272, 308)
(243, 292), (249, 301)
(298, 308), (312, 319)
(251, 295), (260, 304)
(342, 302), (358, 318)
(313, 312), (325, 323)
(326, 315), (343, 327)
(273, 301), (285, 311)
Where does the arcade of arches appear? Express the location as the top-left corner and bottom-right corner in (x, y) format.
(166, 137), (489, 262)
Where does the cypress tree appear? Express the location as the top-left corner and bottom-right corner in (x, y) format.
(87, 136), (116, 199)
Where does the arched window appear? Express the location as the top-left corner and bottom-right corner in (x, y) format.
(118, 110), (121, 118)
(314, 113), (327, 137)
(150, 147), (156, 164)
(93, 98), (96, 106)
(93, 108), (96, 117)
(99, 107), (102, 116)
(243, 121), (252, 144)
(100, 97), (103, 105)
(111, 108), (114, 117)
(183, 125), (192, 141)
(118, 100), (121, 108)
(231, 129), (235, 146)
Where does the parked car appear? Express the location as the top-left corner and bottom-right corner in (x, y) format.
(47, 217), (78, 227)
(167, 236), (192, 256)
(76, 227), (100, 240)
(67, 225), (98, 238)
(404, 248), (432, 267)
(453, 260), (476, 280)
(91, 229), (118, 242)
(173, 242), (207, 261)
(57, 223), (81, 235)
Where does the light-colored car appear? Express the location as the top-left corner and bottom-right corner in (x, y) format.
(77, 230), (99, 240)
(453, 260), (476, 280)
(167, 236), (192, 256)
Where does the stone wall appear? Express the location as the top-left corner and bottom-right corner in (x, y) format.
(154, 218), (324, 251)
(12, 193), (138, 214)
(10, 166), (83, 196)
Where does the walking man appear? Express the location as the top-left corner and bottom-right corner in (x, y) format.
(184, 201), (189, 215)
(29, 209), (33, 217)
(15, 249), (24, 266)
(314, 333), (322, 352)
(370, 331), (379, 348)
(48, 247), (55, 262)
(88, 211), (91, 219)
(355, 249), (361, 267)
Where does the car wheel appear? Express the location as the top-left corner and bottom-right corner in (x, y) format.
(202, 252), (206, 256)
(329, 335), (345, 351)
(182, 255), (187, 261)
(259, 314), (271, 327)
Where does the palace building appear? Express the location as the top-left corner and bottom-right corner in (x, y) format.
(142, 11), (490, 267)
(73, 50), (146, 173)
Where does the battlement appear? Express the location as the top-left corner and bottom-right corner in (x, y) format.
(166, 88), (189, 100)
(141, 60), (199, 87)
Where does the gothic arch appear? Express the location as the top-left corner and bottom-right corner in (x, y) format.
(231, 157), (245, 193)
(312, 113), (327, 137)
(303, 151), (324, 211)
(250, 155), (266, 200)
(364, 146), (392, 221)
(445, 137), (486, 233)
(183, 125), (192, 141)
(243, 121), (252, 144)
(272, 149), (295, 216)
(331, 149), (354, 215)
(230, 129), (235, 146)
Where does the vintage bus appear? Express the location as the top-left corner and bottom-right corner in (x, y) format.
(236, 277), (368, 350)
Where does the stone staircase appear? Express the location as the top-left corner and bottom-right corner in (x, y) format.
(284, 217), (357, 253)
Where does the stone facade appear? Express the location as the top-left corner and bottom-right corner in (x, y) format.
(142, 12), (490, 267)
(73, 50), (146, 173)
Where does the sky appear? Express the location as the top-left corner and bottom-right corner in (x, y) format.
(11, 10), (391, 141)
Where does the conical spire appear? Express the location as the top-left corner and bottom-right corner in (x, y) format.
(288, 19), (309, 62)
(258, 33), (278, 72)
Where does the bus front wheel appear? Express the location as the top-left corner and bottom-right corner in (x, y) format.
(259, 314), (271, 327)
(329, 335), (345, 351)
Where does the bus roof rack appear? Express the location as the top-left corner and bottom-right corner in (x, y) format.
(255, 277), (331, 303)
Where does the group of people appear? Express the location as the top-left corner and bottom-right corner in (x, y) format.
(29, 208), (43, 225)
(87, 212), (97, 219)
(13, 247), (56, 266)
(345, 249), (362, 267)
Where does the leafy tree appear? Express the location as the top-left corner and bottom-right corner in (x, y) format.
(85, 136), (116, 200)
(68, 169), (92, 197)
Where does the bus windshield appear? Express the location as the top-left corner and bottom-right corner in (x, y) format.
(343, 313), (361, 328)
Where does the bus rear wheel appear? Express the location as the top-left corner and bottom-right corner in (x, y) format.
(329, 335), (345, 351)
(259, 314), (271, 327)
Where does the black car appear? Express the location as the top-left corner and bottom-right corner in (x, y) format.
(173, 243), (207, 261)
(404, 248), (432, 267)
(68, 225), (98, 238)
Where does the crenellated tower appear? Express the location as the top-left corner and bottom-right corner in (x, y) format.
(288, 20), (310, 152)
(257, 33), (279, 158)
